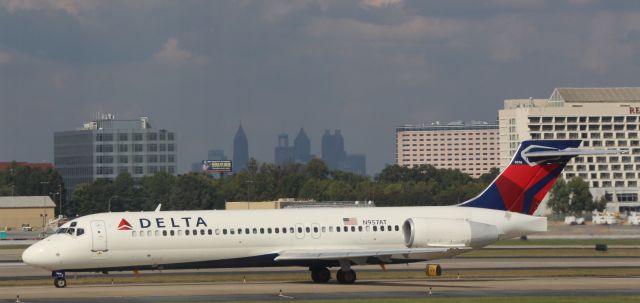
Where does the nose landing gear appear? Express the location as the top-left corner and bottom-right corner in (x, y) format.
(52, 271), (67, 288)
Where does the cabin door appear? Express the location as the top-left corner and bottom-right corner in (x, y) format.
(90, 220), (108, 252)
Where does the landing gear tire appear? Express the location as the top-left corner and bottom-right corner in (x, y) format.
(336, 269), (356, 284)
(310, 267), (331, 283)
(54, 277), (67, 288)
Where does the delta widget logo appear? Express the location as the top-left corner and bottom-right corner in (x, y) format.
(118, 219), (133, 231)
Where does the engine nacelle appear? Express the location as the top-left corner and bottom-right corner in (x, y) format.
(402, 217), (499, 248)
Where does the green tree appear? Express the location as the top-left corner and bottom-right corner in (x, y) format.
(548, 178), (570, 214)
(567, 177), (592, 214)
(305, 159), (328, 179)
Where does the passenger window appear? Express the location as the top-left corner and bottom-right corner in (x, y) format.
(267, 228), (272, 234)
(260, 228), (265, 234)
(245, 228), (250, 234)
(155, 230), (160, 237)
(193, 229), (197, 235)
(253, 228), (258, 234)
(223, 229), (227, 235)
(365, 226), (370, 232)
(329, 226), (334, 232)
(200, 229), (205, 235)
(305, 227), (310, 233)
(282, 227), (287, 234)
(358, 226), (362, 232)
(215, 229), (220, 235)
(177, 230), (182, 236)
(275, 228), (279, 233)
(170, 230), (175, 236)
(76, 228), (84, 236)
(208, 229), (213, 235)
(336, 227), (341, 232)
(321, 226), (326, 233)
(186, 230), (190, 235)
(238, 228), (243, 235)
(162, 230), (167, 236)
(394, 225), (399, 231)
(147, 230), (152, 237)
(387, 225), (392, 231)
(373, 226), (377, 232)
(289, 227), (294, 233)
(230, 229), (235, 235)
(351, 226), (355, 232)
(313, 227), (318, 233)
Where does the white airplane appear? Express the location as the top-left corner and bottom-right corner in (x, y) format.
(22, 140), (616, 288)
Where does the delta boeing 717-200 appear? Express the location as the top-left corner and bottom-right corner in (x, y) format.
(22, 140), (620, 288)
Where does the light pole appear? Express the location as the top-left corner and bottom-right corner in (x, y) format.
(57, 184), (63, 218)
(108, 195), (118, 212)
(40, 181), (49, 235)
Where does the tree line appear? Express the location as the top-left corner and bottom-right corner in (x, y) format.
(1, 159), (607, 217)
(1, 159), (499, 216)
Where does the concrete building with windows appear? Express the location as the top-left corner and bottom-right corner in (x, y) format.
(395, 121), (500, 178)
(499, 87), (640, 203)
(54, 114), (177, 194)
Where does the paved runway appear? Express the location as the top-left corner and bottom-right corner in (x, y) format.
(1, 277), (640, 302)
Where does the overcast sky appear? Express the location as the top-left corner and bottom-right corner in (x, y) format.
(1, 0), (640, 174)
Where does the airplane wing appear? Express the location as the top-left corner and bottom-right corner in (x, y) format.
(274, 247), (468, 263)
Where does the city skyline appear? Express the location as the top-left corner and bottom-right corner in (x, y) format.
(2, 1), (640, 174)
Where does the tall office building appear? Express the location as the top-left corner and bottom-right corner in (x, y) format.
(293, 128), (311, 163)
(321, 129), (367, 175)
(275, 133), (294, 165)
(321, 129), (346, 170)
(54, 114), (177, 194)
(499, 87), (640, 204)
(233, 124), (249, 172)
(395, 121), (499, 178)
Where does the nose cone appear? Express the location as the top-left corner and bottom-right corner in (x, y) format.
(22, 240), (56, 270)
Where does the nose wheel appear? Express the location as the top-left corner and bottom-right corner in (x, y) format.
(52, 271), (67, 288)
(53, 277), (67, 288)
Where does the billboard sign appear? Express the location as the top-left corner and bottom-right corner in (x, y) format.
(202, 160), (232, 172)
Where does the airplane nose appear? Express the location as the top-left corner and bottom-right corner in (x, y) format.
(22, 241), (55, 270)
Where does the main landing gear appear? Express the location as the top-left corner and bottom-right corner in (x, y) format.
(310, 267), (331, 283)
(309, 262), (357, 284)
(52, 271), (67, 288)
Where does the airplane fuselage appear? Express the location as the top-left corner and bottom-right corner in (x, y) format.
(23, 205), (546, 272)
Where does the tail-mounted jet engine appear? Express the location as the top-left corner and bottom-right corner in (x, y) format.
(402, 218), (499, 248)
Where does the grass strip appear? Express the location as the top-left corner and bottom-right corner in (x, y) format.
(2, 267), (640, 287)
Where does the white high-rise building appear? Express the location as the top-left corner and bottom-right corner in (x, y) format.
(396, 121), (500, 178)
(499, 87), (640, 205)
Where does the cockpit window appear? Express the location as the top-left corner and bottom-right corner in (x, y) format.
(70, 222), (77, 227)
(76, 228), (85, 236)
(67, 228), (75, 235)
(56, 228), (68, 234)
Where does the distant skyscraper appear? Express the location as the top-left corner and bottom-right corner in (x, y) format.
(321, 129), (346, 170)
(275, 133), (295, 165)
(233, 124), (249, 172)
(321, 129), (366, 175)
(293, 128), (311, 163)
(208, 149), (227, 160)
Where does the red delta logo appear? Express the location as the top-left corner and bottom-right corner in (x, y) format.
(117, 218), (133, 231)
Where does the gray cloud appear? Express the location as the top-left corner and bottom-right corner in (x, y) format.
(1, 0), (640, 175)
